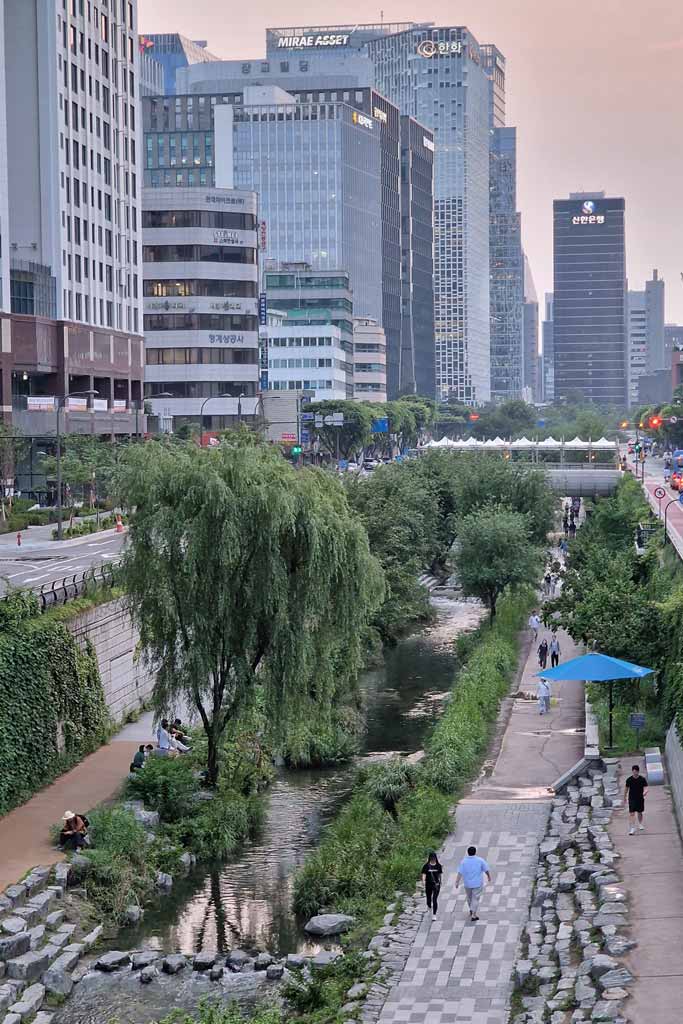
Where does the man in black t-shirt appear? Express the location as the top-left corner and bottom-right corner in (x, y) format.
(625, 764), (648, 834)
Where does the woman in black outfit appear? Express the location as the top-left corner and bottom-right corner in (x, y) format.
(421, 851), (443, 920)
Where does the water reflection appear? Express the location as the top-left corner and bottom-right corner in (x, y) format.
(120, 595), (482, 955)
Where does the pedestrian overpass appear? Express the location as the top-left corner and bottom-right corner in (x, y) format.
(544, 467), (621, 496)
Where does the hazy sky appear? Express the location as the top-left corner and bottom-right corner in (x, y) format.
(139, 0), (683, 322)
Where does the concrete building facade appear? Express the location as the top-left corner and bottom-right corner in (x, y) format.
(353, 317), (387, 402)
(142, 187), (259, 431)
(137, 33), (221, 96)
(522, 255), (539, 402)
(542, 293), (554, 404)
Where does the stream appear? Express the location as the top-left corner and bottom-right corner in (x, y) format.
(111, 592), (482, 960)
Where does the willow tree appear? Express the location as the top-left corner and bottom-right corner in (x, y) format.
(117, 438), (384, 783)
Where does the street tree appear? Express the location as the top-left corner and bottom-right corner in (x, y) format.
(0, 424), (27, 521)
(453, 505), (543, 620)
(118, 438), (384, 784)
(306, 400), (374, 460)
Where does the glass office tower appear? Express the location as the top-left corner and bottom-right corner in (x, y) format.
(367, 27), (491, 403)
(489, 127), (523, 400)
(553, 193), (627, 406)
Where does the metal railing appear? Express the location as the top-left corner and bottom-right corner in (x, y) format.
(1, 559), (121, 612)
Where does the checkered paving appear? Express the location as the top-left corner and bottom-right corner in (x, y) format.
(378, 801), (550, 1024)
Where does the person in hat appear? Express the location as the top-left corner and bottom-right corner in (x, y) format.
(58, 811), (89, 851)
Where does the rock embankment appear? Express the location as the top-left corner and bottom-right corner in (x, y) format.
(512, 763), (635, 1024)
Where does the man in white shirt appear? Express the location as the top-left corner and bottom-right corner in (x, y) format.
(537, 678), (551, 715)
(456, 846), (492, 922)
(156, 719), (173, 756)
(528, 613), (540, 640)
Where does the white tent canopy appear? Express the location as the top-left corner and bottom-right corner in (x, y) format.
(510, 436), (534, 448)
(564, 436), (588, 449)
(538, 436), (561, 447)
(592, 437), (617, 449)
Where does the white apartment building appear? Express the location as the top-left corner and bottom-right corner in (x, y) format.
(142, 187), (259, 430)
(627, 292), (647, 407)
(353, 317), (387, 402)
(3, 0), (142, 334)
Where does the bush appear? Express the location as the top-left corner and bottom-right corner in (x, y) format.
(127, 756), (198, 822)
(81, 807), (156, 923)
(362, 758), (417, 815)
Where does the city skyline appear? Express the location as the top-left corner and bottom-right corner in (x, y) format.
(138, 0), (683, 326)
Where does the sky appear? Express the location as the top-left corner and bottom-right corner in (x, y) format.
(139, 0), (683, 323)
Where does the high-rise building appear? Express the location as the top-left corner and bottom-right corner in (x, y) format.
(143, 79), (433, 401)
(645, 269), (666, 372)
(542, 293), (554, 403)
(0, 0), (144, 437)
(522, 255), (539, 402)
(399, 115), (435, 398)
(137, 34), (221, 95)
(627, 290), (647, 406)
(666, 324), (683, 371)
(489, 127), (523, 400)
(553, 192), (627, 406)
(367, 27), (492, 404)
(142, 187), (259, 431)
(138, 41), (164, 97)
(353, 317), (387, 402)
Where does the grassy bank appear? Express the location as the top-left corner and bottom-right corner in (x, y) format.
(292, 587), (534, 946)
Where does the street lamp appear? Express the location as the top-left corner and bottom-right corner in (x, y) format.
(199, 393), (234, 443)
(237, 392), (246, 427)
(55, 390), (98, 541)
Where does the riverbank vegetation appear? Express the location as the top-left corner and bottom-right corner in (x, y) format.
(292, 589), (535, 936)
(547, 473), (683, 749)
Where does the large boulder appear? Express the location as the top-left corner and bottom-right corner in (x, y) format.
(95, 951), (131, 972)
(7, 950), (49, 981)
(304, 914), (355, 936)
(162, 955), (187, 975)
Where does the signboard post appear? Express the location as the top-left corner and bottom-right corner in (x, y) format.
(654, 485), (666, 518)
(628, 712), (646, 748)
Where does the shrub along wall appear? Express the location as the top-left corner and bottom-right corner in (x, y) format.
(0, 591), (110, 815)
(292, 587), (533, 932)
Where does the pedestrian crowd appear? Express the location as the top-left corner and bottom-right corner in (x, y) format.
(128, 717), (192, 772)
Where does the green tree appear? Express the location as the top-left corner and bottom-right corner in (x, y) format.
(117, 438), (384, 784)
(453, 505), (543, 620)
(0, 424), (27, 521)
(306, 400), (374, 460)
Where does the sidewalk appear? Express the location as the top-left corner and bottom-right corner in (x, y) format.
(0, 712), (153, 891)
(0, 520), (124, 559)
(377, 622), (585, 1024)
(607, 756), (683, 1024)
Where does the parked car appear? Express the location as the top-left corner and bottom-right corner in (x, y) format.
(672, 471), (682, 491)
(363, 459), (379, 471)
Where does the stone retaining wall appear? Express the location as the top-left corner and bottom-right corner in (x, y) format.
(664, 722), (683, 832)
(67, 598), (154, 723)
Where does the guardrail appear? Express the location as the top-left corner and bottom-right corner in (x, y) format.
(1, 560), (121, 612)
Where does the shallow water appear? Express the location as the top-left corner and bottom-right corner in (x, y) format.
(116, 595), (482, 957)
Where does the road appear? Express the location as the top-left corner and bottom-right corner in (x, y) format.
(0, 526), (126, 595)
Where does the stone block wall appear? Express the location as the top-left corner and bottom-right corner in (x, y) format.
(665, 722), (683, 829)
(67, 598), (154, 723)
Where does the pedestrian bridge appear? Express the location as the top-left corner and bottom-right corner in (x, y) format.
(544, 467), (622, 496)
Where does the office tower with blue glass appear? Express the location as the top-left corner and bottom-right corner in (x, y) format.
(138, 34), (221, 96)
(366, 27), (492, 403)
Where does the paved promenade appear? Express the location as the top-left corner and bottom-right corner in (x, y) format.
(607, 755), (683, 1024)
(0, 712), (153, 890)
(378, 623), (585, 1024)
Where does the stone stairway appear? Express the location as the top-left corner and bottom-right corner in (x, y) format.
(0, 863), (102, 1024)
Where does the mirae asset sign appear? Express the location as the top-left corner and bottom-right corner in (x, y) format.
(277, 33), (350, 48)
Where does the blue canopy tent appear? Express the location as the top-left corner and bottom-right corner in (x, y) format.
(537, 653), (655, 748)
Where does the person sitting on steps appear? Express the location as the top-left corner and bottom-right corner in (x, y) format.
(58, 810), (89, 851)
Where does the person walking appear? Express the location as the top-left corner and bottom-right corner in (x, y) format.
(528, 612), (540, 640)
(625, 764), (648, 834)
(543, 572), (552, 596)
(568, 521), (577, 540)
(456, 846), (492, 922)
(563, 515), (569, 537)
(421, 851), (443, 920)
(537, 678), (551, 715)
(538, 638), (549, 670)
(549, 633), (561, 668)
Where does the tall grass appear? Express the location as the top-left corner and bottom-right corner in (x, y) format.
(292, 587), (534, 929)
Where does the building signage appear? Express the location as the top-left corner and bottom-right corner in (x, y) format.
(416, 39), (462, 58)
(204, 194), (245, 206)
(259, 293), (268, 326)
(208, 333), (245, 344)
(423, 136), (435, 152)
(27, 396), (56, 412)
(259, 220), (267, 252)
(213, 229), (240, 245)
(146, 300), (192, 311)
(276, 33), (350, 49)
(372, 106), (388, 124)
(571, 199), (605, 225)
(351, 110), (373, 130)
(209, 300), (245, 311)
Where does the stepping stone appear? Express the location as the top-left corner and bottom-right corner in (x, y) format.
(95, 952), (130, 972)
(8, 982), (45, 1020)
(7, 951), (49, 982)
(0, 920), (27, 937)
(162, 955), (186, 975)
(131, 952), (158, 971)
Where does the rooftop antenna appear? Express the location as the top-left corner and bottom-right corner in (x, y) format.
(380, 10), (384, 24)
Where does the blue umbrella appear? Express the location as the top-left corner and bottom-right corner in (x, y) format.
(536, 653), (655, 747)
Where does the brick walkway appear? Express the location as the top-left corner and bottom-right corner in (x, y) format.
(0, 713), (153, 890)
(378, 622), (585, 1024)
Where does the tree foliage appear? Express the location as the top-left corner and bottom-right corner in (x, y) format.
(453, 506), (543, 619)
(117, 438), (384, 783)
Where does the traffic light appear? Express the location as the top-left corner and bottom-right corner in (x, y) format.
(620, 420), (629, 429)
(468, 412), (480, 422)
(291, 445), (302, 457)
(649, 416), (662, 429)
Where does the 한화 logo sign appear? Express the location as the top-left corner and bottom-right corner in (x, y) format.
(417, 39), (462, 58)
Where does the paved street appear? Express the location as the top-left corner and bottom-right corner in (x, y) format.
(377, 624), (585, 1024)
(0, 525), (126, 595)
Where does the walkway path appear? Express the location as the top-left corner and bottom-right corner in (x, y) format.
(0, 712), (153, 891)
(378, 623), (585, 1024)
(607, 756), (683, 1024)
